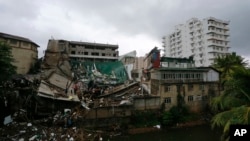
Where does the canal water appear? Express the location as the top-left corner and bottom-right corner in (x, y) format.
(110, 124), (222, 141)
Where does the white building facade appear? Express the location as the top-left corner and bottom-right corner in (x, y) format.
(162, 17), (230, 67)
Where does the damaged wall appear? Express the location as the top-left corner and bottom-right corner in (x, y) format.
(133, 97), (161, 110)
(41, 40), (72, 78)
(85, 105), (132, 119)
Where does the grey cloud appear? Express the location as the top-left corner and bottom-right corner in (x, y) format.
(0, 0), (249, 57)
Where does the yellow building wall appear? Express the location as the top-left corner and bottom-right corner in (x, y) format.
(160, 83), (219, 112)
(0, 37), (38, 74)
(12, 47), (37, 74)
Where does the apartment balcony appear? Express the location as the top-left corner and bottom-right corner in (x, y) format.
(176, 33), (181, 38)
(207, 35), (227, 41)
(177, 51), (182, 55)
(208, 42), (228, 48)
(208, 21), (229, 28)
(177, 44), (182, 48)
(189, 25), (194, 30)
(224, 26), (230, 31)
(190, 36), (194, 40)
(206, 47), (214, 53)
(223, 31), (230, 36)
(176, 40), (181, 44)
(170, 42), (176, 46)
(208, 54), (215, 59)
(161, 79), (204, 84)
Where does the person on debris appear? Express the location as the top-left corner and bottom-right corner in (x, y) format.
(0, 96), (6, 127)
(77, 90), (82, 100)
(65, 87), (68, 95)
(65, 81), (70, 95)
(20, 79), (25, 87)
(64, 110), (73, 128)
(100, 88), (104, 95)
(73, 83), (77, 95)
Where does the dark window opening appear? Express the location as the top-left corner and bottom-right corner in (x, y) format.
(91, 52), (99, 56)
(188, 84), (193, 91)
(164, 85), (171, 92)
(165, 97), (171, 103)
(10, 39), (17, 45)
(188, 96), (193, 102)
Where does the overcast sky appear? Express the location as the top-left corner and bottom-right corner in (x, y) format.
(0, 0), (250, 61)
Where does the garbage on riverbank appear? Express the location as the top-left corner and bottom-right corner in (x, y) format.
(0, 107), (99, 141)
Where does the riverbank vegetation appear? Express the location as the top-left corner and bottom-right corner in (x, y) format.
(130, 110), (160, 128)
(211, 53), (250, 140)
(130, 91), (202, 128)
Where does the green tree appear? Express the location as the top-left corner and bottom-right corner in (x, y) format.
(0, 42), (16, 84)
(211, 67), (250, 140)
(162, 85), (189, 126)
(212, 52), (247, 84)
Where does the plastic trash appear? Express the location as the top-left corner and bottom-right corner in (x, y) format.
(27, 123), (32, 127)
(3, 115), (12, 125)
(29, 135), (37, 141)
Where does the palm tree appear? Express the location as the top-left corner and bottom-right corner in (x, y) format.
(212, 52), (248, 84)
(211, 67), (250, 140)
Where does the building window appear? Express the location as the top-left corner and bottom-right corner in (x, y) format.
(164, 85), (171, 92)
(196, 73), (201, 79)
(188, 96), (193, 102)
(102, 53), (105, 56)
(202, 95), (208, 101)
(91, 52), (99, 56)
(71, 51), (76, 54)
(165, 97), (171, 103)
(84, 52), (88, 55)
(208, 84), (213, 88)
(199, 84), (205, 90)
(85, 46), (92, 49)
(10, 39), (17, 45)
(22, 42), (29, 47)
(196, 95), (202, 101)
(188, 84), (193, 91)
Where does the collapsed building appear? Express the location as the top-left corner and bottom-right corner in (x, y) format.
(1, 38), (221, 140)
(35, 39), (150, 123)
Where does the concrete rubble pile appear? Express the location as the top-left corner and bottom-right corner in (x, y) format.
(1, 107), (102, 141)
(0, 39), (152, 141)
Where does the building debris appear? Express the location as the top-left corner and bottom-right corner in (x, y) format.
(0, 40), (164, 140)
(3, 115), (12, 125)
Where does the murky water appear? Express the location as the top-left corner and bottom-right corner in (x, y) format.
(110, 124), (222, 141)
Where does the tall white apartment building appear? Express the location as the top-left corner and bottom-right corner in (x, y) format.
(162, 17), (230, 67)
